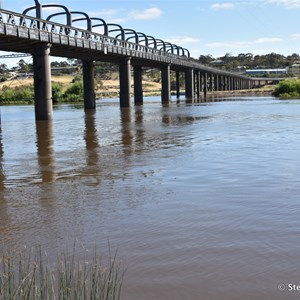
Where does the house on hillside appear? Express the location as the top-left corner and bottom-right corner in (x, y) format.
(289, 63), (300, 75)
(245, 68), (288, 76)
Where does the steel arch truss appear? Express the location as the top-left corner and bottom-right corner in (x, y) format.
(23, 0), (190, 58)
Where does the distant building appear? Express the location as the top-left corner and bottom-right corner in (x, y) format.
(15, 73), (34, 79)
(245, 68), (288, 76)
(289, 63), (300, 75)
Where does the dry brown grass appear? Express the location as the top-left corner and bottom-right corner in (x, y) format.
(0, 74), (161, 95)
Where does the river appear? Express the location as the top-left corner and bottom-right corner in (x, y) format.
(1, 96), (300, 299)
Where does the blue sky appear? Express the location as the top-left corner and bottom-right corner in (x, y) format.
(1, 0), (300, 66)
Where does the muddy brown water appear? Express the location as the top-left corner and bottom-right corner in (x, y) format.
(1, 96), (300, 299)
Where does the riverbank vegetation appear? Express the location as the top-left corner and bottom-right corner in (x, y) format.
(198, 52), (300, 76)
(272, 79), (300, 99)
(0, 73), (161, 104)
(0, 245), (124, 300)
(1, 52), (299, 104)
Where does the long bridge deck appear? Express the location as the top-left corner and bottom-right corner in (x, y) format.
(0, 1), (256, 120)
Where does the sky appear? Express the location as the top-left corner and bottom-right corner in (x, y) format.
(1, 0), (300, 67)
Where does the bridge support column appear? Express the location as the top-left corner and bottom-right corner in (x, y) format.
(134, 65), (143, 105)
(214, 75), (219, 91)
(230, 77), (233, 90)
(203, 72), (207, 98)
(82, 59), (95, 110)
(185, 69), (194, 99)
(209, 73), (213, 91)
(176, 71), (180, 99)
(119, 57), (132, 107)
(33, 43), (53, 121)
(196, 71), (201, 99)
(161, 64), (171, 103)
(219, 76), (224, 91)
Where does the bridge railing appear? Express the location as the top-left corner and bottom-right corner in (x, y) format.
(0, 9), (187, 64)
(0, 9), (252, 80)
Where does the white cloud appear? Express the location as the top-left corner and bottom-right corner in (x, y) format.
(254, 37), (283, 43)
(165, 36), (200, 44)
(291, 33), (300, 40)
(129, 7), (163, 20)
(206, 36), (283, 48)
(211, 2), (235, 10)
(266, 0), (300, 8)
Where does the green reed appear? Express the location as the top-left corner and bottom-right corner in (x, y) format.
(0, 245), (124, 300)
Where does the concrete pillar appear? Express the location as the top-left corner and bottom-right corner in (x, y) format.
(119, 57), (132, 107)
(233, 78), (236, 90)
(176, 71), (180, 99)
(133, 65), (143, 105)
(203, 72), (208, 98)
(196, 71), (201, 99)
(221, 76), (224, 90)
(214, 75), (219, 91)
(209, 73), (213, 91)
(161, 64), (171, 103)
(199, 71), (203, 92)
(185, 68), (194, 99)
(33, 43), (53, 120)
(82, 59), (95, 110)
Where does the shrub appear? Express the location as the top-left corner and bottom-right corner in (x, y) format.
(52, 82), (63, 102)
(62, 81), (84, 102)
(0, 85), (34, 103)
(72, 74), (83, 83)
(272, 79), (300, 98)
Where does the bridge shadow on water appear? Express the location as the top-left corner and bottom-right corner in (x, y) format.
(0, 97), (218, 189)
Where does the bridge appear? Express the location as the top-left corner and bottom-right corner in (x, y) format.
(0, 53), (31, 59)
(0, 0), (255, 120)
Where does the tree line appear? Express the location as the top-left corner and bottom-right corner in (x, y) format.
(198, 52), (300, 71)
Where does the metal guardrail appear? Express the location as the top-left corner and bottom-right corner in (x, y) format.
(0, 9), (184, 61)
(0, 8), (252, 80)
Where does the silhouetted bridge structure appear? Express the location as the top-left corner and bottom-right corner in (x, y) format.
(0, 0), (256, 120)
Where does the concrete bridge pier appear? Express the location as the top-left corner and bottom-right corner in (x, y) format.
(82, 59), (95, 110)
(133, 65), (143, 105)
(214, 75), (219, 92)
(176, 71), (180, 99)
(32, 43), (53, 121)
(185, 69), (194, 100)
(203, 72), (208, 98)
(219, 75), (224, 91)
(196, 71), (201, 100)
(119, 57), (132, 107)
(230, 77), (233, 90)
(209, 74), (213, 91)
(161, 64), (171, 103)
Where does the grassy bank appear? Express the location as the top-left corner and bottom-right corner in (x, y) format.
(0, 75), (162, 104)
(272, 79), (300, 99)
(0, 245), (124, 300)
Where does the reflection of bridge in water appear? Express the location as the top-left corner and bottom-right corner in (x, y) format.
(0, 0), (258, 120)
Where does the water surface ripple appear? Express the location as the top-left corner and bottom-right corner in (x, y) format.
(1, 97), (300, 299)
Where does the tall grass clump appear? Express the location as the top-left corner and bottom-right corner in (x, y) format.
(62, 81), (84, 102)
(272, 79), (300, 99)
(0, 245), (124, 300)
